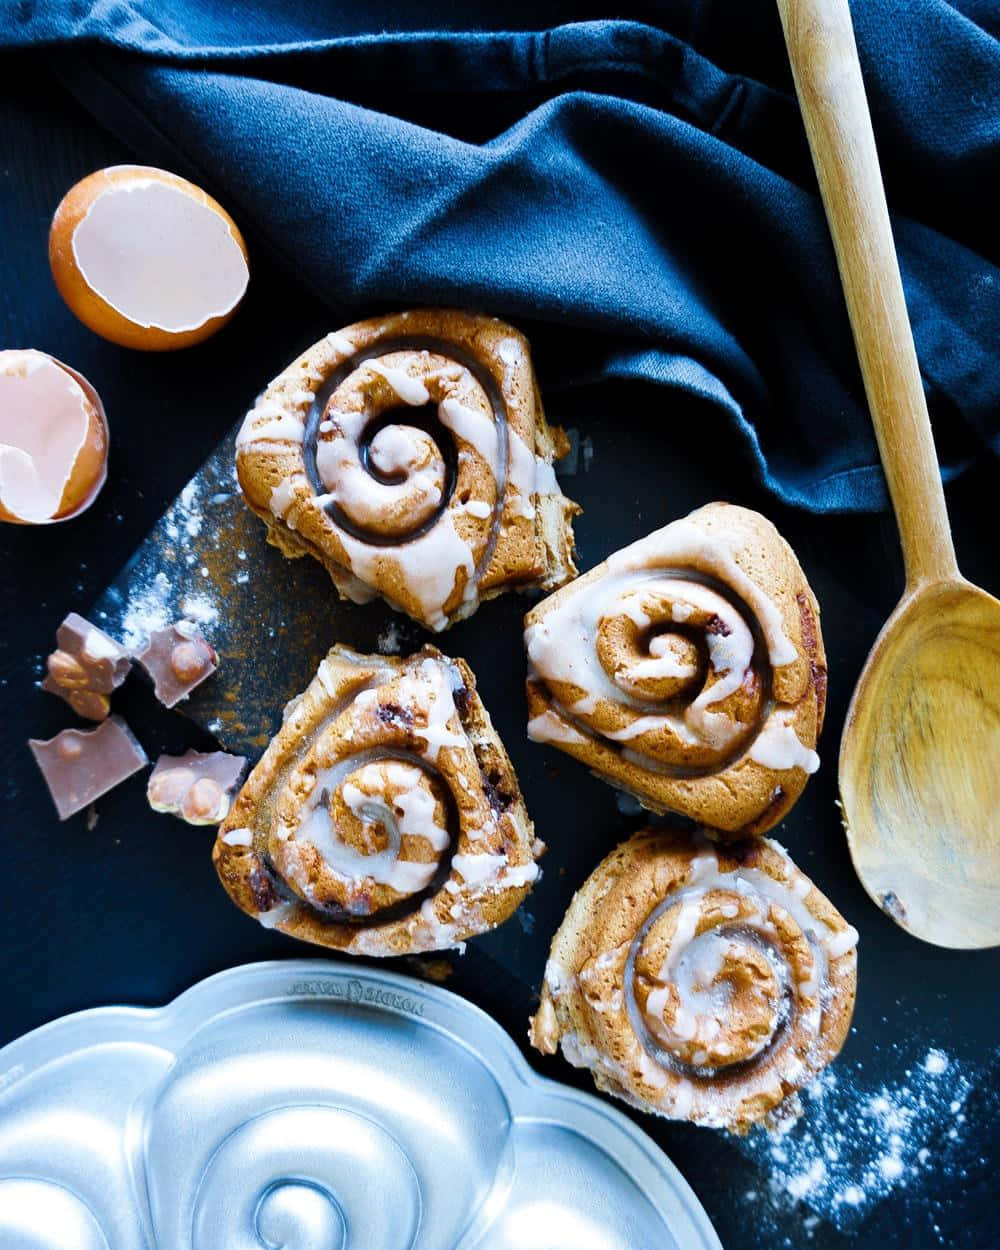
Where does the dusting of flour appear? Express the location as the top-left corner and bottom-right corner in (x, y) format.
(739, 1038), (984, 1241)
(100, 475), (223, 648)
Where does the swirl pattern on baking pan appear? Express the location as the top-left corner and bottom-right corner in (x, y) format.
(530, 830), (858, 1133)
(213, 645), (542, 955)
(525, 503), (826, 836)
(236, 309), (579, 631)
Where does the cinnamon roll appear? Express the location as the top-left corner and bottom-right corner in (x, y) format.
(213, 645), (542, 955)
(236, 309), (579, 631)
(530, 830), (858, 1133)
(525, 503), (826, 836)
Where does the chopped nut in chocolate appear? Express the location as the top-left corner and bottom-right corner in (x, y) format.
(136, 620), (218, 708)
(29, 716), (148, 820)
(42, 612), (131, 721)
(147, 749), (247, 825)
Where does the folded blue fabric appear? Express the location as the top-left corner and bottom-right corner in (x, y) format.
(4, 1), (998, 510)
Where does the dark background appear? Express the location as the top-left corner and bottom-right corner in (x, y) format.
(1, 53), (997, 1250)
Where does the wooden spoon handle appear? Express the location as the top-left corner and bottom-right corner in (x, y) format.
(777, 0), (958, 587)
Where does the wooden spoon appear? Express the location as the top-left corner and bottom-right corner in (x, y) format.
(778, 0), (1000, 947)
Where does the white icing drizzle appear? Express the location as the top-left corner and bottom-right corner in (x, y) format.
(497, 337), (521, 394)
(527, 710), (588, 746)
(437, 395), (555, 521)
(462, 499), (492, 519)
(331, 511), (474, 632)
(392, 657), (467, 762)
(825, 925), (860, 959)
(527, 574), (753, 751)
(291, 388), (315, 405)
(534, 455), (560, 498)
(221, 827), (253, 847)
(526, 516), (807, 768)
(620, 633), (698, 684)
(292, 759), (442, 895)
(450, 852), (539, 891)
(503, 862), (541, 888)
(544, 957), (573, 999)
(452, 851), (508, 888)
(390, 776), (451, 852)
(531, 838), (858, 1126)
(438, 396), (499, 472)
(326, 330), (355, 356)
(366, 358), (430, 407)
(507, 427), (539, 519)
(315, 659), (338, 698)
(671, 1079), (695, 1117)
(257, 901), (294, 929)
(416, 898), (462, 949)
(236, 406), (304, 448)
(343, 761), (448, 850)
(749, 708), (821, 774)
(269, 475), (302, 521)
(604, 713), (699, 746)
(315, 420), (443, 532)
(607, 520), (796, 667)
(632, 842), (843, 1087)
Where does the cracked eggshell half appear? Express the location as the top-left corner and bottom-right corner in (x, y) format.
(0, 350), (109, 525)
(49, 165), (250, 351)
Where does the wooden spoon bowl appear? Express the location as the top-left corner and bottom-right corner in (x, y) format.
(841, 580), (1000, 947)
(779, 0), (1000, 947)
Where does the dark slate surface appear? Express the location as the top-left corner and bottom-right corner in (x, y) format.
(1, 53), (997, 1250)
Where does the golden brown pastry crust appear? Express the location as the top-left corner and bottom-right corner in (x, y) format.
(213, 645), (542, 956)
(530, 829), (858, 1133)
(236, 309), (579, 631)
(525, 502), (826, 836)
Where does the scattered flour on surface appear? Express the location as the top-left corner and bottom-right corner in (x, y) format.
(180, 594), (218, 627)
(108, 475), (223, 648)
(924, 1049), (949, 1075)
(120, 571), (173, 649)
(376, 621), (406, 654)
(163, 481), (205, 541)
(740, 1041), (980, 1239)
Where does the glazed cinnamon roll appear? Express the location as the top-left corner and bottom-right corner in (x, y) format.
(530, 830), (858, 1133)
(213, 645), (541, 955)
(525, 503), (826, 836)
(236, 309), (579, 631)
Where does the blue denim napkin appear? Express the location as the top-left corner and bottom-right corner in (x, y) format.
(4, 1), (998, 510)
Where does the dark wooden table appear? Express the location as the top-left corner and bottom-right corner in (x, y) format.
(1, 52), (996, 1250)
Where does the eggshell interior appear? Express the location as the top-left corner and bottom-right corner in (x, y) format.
(0, 351), (107, 524)
(72, 179), (250, 333)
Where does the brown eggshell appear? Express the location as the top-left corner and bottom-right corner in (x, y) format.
(0, 350), (109, 525)
(49, 165), (250, 351)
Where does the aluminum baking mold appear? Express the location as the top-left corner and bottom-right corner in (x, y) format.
(0, 960), (721, 1249)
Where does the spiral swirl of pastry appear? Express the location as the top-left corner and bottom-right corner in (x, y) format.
(525, 503), (826, 836)
(213, 645), (542, 956)
(530, 830), (858, 1133)
(235, 309), (579, 631)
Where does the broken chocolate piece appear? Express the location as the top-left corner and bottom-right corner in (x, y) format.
(136, 620), (218, 708)
(29, 716), (148, 820)
(147, 749), (247, 825)
(42, 612), (131, 721)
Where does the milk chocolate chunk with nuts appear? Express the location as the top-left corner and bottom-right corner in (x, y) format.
(136, 620), (218, 708)
(29, 716), (148, 820)
(147, 749), (247, 825)
(42, 612), (131, 721)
